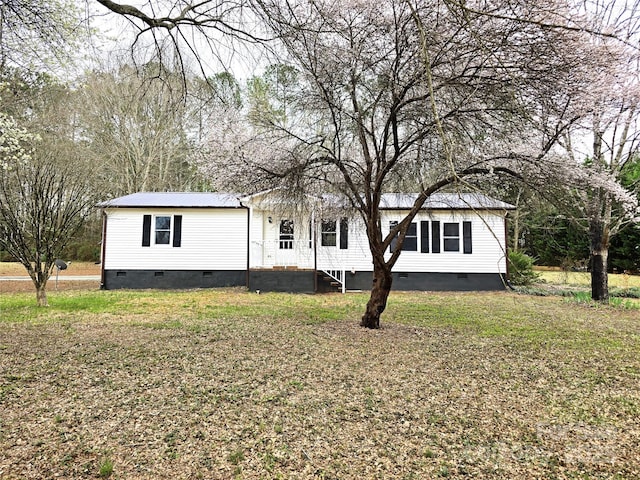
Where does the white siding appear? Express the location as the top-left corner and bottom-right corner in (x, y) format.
(248, 208), (264, 267)
(316, 216), (370, 271)
(104, 208), (248, 270)
(315, 210), (508, 274)
(240, 206), (508, 275)
(249, 209), (315, 268)
(382, 211), (508, 274)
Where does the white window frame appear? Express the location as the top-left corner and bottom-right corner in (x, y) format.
(279, 219), (294, 249)
(389, 221), (418, 252)
(321, 219), (337, 247)
(155, 215), (172, 245)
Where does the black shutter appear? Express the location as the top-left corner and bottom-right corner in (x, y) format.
(389, 221), (398, 252)
(340, 217), (348, 249)
(463, 221), (472, 254)
(420, 221), (429, 253)
(431, 221), (440, 253)
(142, 215), (151, 247)
(173, 215), (182, 247)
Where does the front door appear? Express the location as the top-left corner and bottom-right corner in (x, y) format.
(274, 219), (296, 266)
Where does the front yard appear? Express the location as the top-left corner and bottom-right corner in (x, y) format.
(0, 288), (639, 479)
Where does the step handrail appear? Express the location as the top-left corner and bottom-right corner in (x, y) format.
(320, 269), (346, 293)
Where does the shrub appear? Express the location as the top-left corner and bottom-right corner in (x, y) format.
(509, 251), (540, 286)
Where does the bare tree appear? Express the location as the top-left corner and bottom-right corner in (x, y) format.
(197, 0), (633, 328)
(79, 62), (203, 195)
(0, 95), (100, 306)
(91, 0), (265, 79)
(0, 149), (98, 306)
(554, 0), (640, 301)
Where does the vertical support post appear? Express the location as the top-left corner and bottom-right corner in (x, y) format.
(312, 209), (318, 293)
(246, 206), (252, 289)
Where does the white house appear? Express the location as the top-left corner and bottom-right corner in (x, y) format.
(99, 192), (249, 290)
(99, 190), (515, 292)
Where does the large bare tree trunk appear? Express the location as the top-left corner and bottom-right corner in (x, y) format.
(590, 219), (609, 302)
(361, 263), (393, 329)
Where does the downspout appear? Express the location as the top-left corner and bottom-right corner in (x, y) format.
(504, 211), (515, 290)
(100, 210), (107, 289)
(245, 204), (251, 291)
(312, 210), (318, 292)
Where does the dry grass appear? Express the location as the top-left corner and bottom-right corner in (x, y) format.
(536, 269), (640, 289)
(0, 262), (101, 277)
(0, 262), (100, 295)
(1, 288), (639, 479)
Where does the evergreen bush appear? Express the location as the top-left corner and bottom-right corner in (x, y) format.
(508, 251), (540, 286)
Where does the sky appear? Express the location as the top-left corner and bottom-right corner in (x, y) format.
(81, 0), (265, 81)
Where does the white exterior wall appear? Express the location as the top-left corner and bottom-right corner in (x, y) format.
(104, 207), (248, 270)
(379, 210), (508, 274)
(249, 209), (315, 268)
(248, 209), (508, 274)
(315, 216), (369, 272)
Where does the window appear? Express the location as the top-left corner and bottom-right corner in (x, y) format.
(321, 220), (337, 246)
(443, 222), (460, 252)
(431, 221), (472, 254)
(404, 222), (417, 251)
(390, 221), (417, 252)
(279, 220), (294, 249)
(142, 214), (182, 247)
(155, 216), (171, 244)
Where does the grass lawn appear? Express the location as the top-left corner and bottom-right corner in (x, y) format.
(0, 288), (639, 479)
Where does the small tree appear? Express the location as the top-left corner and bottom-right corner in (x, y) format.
(0, 103), (100, 306)
(508, 251), (540, 287)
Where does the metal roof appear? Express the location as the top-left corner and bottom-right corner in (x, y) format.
(100, 191), (514, 210)
(241, 190), (514, 210)
(99, 192), (244, 209)
(379, 192), (515, 210)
